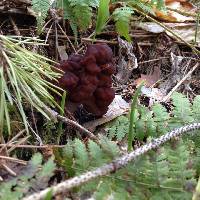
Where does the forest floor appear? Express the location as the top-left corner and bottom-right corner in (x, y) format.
(0, 1), (200, 199)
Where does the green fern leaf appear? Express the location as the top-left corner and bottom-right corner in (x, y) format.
(88, 140), (104, 166)
(135, 118), (145, 140)
(38, 157), (55, 178)
(73, 4), (93, 30)
(100, 136), (120, 159)
(32, 0), (51, 34)
(68, 0), (98, 30)
(164, 140), (196, 189)
(192, 95), (200, 121)
(57, 0), (78, 39)
(171, 92), (194, 124)
(31, 152), (43, 166)
(106, 116), (129, 141)
(63, 141), (75, 177)
(112, 6), (134, 42)
(152, 103), (170, 135)
(94, 179), (112, 200)
(129, 0), (154, 15)
(74, 138), (89, 170)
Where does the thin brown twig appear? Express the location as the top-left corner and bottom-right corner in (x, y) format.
(8, 135), (30, 153)
(138, 57), (169, 65)
(45, 22), (54, 44)
(44, 106), (98, 141)
(0, 144), (65, 149)
(9, 16), (25, 49)
(80, 37), (118, 44)
(9, 16), (21, 36)
(0, 155), (27, 165)
(0, 129), (26, 153)
(163, 63), (199, 102)
(2, 164), (17, 176)
(56, 23), (77, 53)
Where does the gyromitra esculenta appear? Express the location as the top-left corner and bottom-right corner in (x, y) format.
(57, 43), (116, 116)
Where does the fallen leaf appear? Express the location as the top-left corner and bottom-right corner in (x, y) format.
(134, 66), (161, 87)
(137, 22), (200, 46)
(155, 0), (196, 22)
(141, 86), (166, 102)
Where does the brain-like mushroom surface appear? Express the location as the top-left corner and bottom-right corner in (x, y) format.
(57, 43), (116, 116)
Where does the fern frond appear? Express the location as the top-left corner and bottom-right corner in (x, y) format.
(128, 0), (155, 15)
(57, 0), (98, 38)
(107, 116), (129, 141)
(192, 95), (200, 121)
(74, 139), (89, 171)
(152, 103), (170, 135)
(112, 6), (134, 42)
(100, 136), (120, 159)
(32, 0), (51, 34)
(0, 153), (55, 200)
(88, 140), (104, 166)
(164, 140), (196, 189)
(171, 92), (194, 124)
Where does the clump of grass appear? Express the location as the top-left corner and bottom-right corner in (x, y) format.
(0, 35), (63, 137)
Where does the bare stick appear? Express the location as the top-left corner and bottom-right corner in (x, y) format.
(0, 144), (65, 149)
(8, 136), (30, 153)
(0, 155), (27, 165)
(163, 63), (199, 102)
(2, 164), (17, 176)
(44, 106), (98, 141)
(0, 129), (26, 153)
(23, 123), (200, 200)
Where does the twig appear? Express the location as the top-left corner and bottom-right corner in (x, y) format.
(138, 57), (169, 65)
(44, 106), (98, 141)
(81, 37), (118, 45)
(56, 23), (77, 53)
(23, 123), (200, 200)
(9, 16), (25, 48)
(8, 135), (30, 153)
(0, 130), (25, 153)
(0, 144), (65, 149)
(45, 21), (54, 44)
(2, 164), (17, 176)
(163, 63), (199, 102)
(0, 155), (27, 165)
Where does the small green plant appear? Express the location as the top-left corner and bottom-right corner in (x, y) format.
(0, 153), (55, 200)
(54, 130), (197, 199)
(57, 0), (99, 39)
(32, 0), (52, 34)
(56, 0), (166, 41)
(57, 90), (67, 144)
(128, 83), (143, 151)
